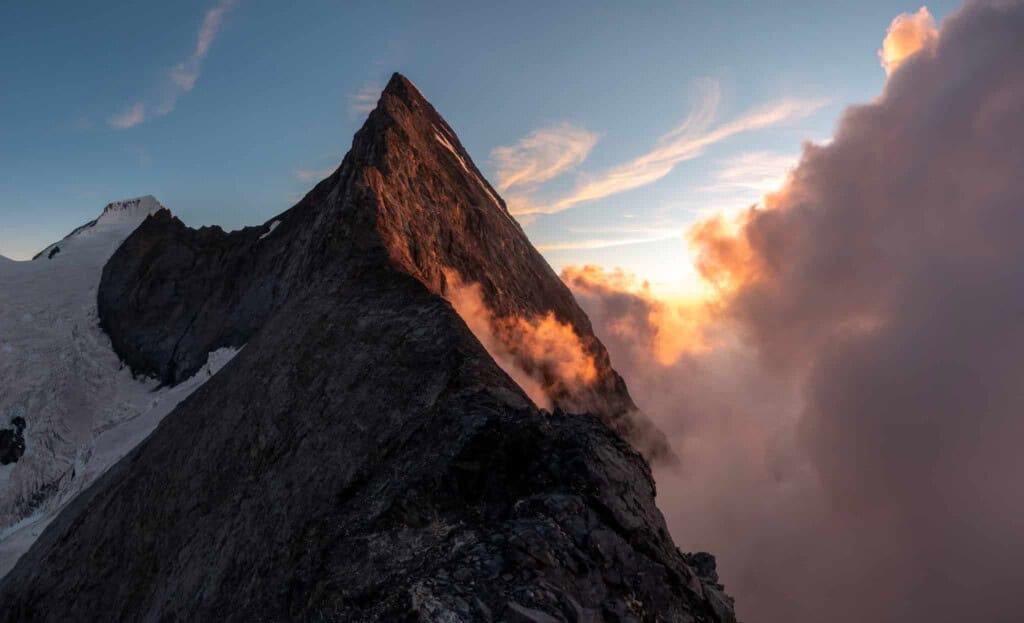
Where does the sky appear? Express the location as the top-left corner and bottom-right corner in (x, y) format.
(0, 0), (959, 294)
(3, 3), (1024, 622)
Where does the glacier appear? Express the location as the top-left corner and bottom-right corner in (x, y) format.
(0, 196), (239, 577)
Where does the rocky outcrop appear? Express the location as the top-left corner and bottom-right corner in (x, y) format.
(0, 74), (735, 622)
(96, 207), (312, 385)
(0, 417), (26, 465)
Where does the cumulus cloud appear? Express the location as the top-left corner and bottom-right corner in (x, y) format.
(565, 2), (1024, 621)
(564, 264), (824, 622)
(512, 82), (826, 216)
(491, 124), (599, 191)
(879, 6), (938, 75)
(108, 0), (238, 129)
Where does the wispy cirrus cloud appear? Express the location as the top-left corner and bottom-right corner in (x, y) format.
(168, 0), (237, 92)
(109, 104), (147, 130)
(108, 0), (238, 129)
(510, 81), (827, 217)
(700, 151), (800, 195)
(537, 234), (680, 252)
(490, 124), (599, 192)
(349, 84), (382, 117)
(536, 223), (685, 252)
(295, 166), (335, 182)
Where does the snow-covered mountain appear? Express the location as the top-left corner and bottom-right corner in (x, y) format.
(30, 195), (164, 260)
(0, 197), (238, 577)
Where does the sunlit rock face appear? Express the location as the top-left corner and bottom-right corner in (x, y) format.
(0, 75), (735, 622)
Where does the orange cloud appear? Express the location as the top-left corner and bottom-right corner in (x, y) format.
(878, 6), (938, 75)
(443, 270), (597, 410)
(561, 265), (715, 365)
(502, 313), (598, 386)
(686, 209), (763, 294)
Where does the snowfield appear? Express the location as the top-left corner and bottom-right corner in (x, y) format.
(0, 197), (239, 577)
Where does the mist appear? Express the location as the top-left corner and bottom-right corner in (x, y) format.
(565, 2), (1024, 621)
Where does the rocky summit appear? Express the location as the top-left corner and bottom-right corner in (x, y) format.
(0, 74), (736, 622)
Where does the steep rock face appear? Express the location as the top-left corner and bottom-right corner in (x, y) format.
(97, 205), (311, 384)
(0, 74), (735, 621)
(97, 74), (666, 459)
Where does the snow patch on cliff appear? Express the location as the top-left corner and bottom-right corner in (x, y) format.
(259, 220), (281, 241)
(434, 129), (511, 222)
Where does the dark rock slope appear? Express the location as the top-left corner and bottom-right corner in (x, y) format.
(0, 417), (26, 465)
(96, 74), (667, 460)
(0, 74), (736, 622)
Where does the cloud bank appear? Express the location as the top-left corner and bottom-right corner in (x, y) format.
(109, 0), (238, 129)
(564, 2), (1024, 621)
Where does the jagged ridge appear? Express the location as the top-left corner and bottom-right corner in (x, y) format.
(0, 74), (734, 622)
(97, 74), (668, 459)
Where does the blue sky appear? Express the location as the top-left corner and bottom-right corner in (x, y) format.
(0, 0), (959, 291)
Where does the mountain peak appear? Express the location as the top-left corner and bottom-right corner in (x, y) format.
(355, 72), (437, 135)
(92, 74), (671, 460)
(1, 73), (732, 622)
(382, 72), (425, 103)
(336, 77), (672, 459)
(29, 195), (167, 261)
(97, 195), (164, 224)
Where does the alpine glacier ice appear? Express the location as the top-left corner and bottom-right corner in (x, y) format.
(0, 197), (239, 578)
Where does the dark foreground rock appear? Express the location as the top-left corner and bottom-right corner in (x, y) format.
(0, 417), (26, 465)
(0, 74), (736, 622)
